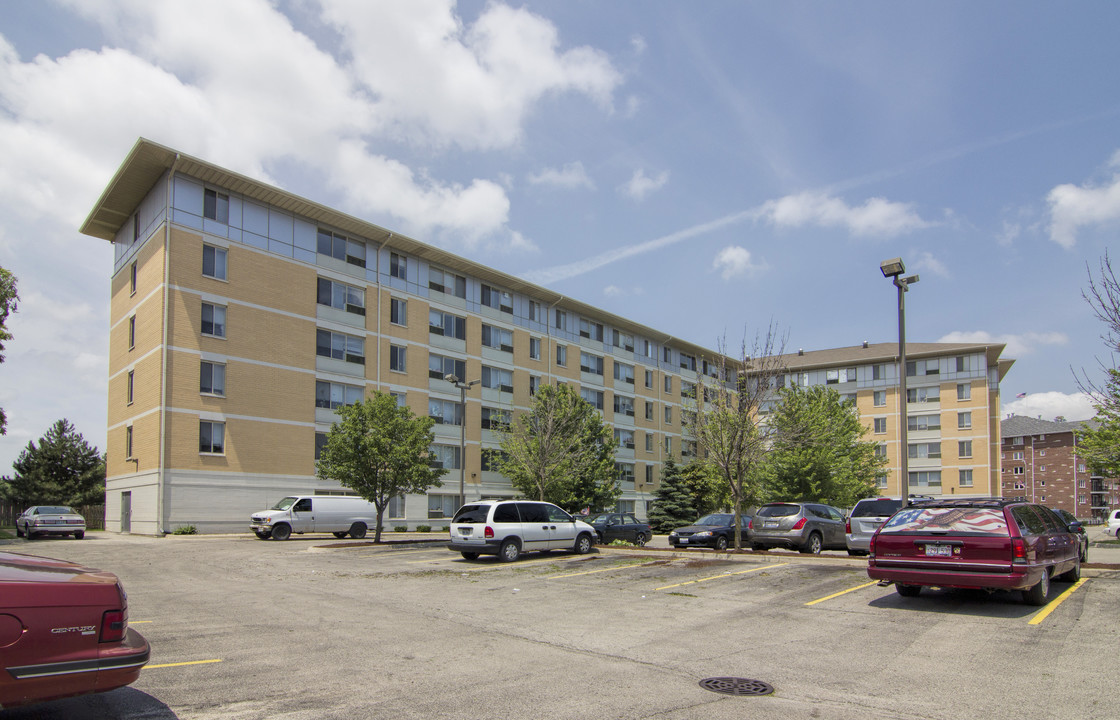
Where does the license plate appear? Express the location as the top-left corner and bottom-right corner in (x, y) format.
(925, 545), (952, 557)
(679, 538), (688, 544)
(458, 528), (472, 536)
(764, 521), (779, 528)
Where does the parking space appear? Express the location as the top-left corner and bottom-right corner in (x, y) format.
(0, 534), (1115, 719)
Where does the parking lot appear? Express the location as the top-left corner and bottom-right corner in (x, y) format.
(2, 533), (1117, 720)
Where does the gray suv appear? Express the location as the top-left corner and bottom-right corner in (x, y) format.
(750, 502), (846, 554)
(845, 497), (904, 556)
(448, 500), (596, 562)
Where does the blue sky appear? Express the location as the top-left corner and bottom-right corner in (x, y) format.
(1, 0), (1118, 471)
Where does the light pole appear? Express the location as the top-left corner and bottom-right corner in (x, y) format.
(880, 258), (919, 504)
(445, 374), (479, 509)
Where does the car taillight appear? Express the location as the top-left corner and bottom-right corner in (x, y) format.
(845, 519), (851, 533)
(792, 518), (807, 530)
(100, 609), (127, 643)
(484, 526), (494, 539)
(1011, 537), (1026, 563)
(747, 518), (753, 529)
(869, 533), (876, 556)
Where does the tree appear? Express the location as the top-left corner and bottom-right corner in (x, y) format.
(1076, 252), (1120, 476)
(0, 419), (105, 507)
(0, 266), (18, 435)
(496, 383), (619, 512)
(760, 385), (884, 508)
(679, 459), (728, 517)
(316, 392), (444, 542)
(646, 458), (696, 532)
(689, 324), (787, 549)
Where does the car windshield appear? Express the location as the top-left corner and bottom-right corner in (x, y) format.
(696, 514), (731, 526)
(851, 499), (903, 518)
(270, 497), (297, 511)
(756, 504), (799, 518)
(37, 506), (75, 515)
(584, 513), (610, 524)
(879, 507), (1009, 536)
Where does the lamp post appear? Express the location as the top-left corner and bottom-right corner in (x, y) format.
(880, 258), (919, 504)
(445, 374), (479, 509)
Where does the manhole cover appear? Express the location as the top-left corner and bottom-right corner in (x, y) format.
(698, 677), (774, 696)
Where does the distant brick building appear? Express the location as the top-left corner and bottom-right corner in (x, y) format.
(1000, 415), (1120, 521)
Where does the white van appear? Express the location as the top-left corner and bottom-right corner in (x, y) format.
(250, 496), (380, 540)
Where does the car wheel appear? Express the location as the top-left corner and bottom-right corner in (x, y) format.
(1023, 568), (1051, 606)
(74, 531), (85, 540)
(460, 551), (479, 560)
(1058, 556), (1081, 583)
(499, 539), (521, 562)
(271, 523), (292, 541)
(715, 535), (729, 551)
(254, 530), (271, 540)
(596, 532), (605, 545)
(332, 532), (349, 539)
(349, 522), (367, 539)
(574, 533), (594, 555)
(801, 532), (823, 554)
(26, 530), (37, 540)
(636, 532), (649, 547)
(896, 584), (921, 598)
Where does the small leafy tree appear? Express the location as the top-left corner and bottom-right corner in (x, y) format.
(0, 419), (105, 506)
(760, 385), (884, 508)
(680, 459), (728, 516)
(316, 392), (444, 542)
(1076, 252), (1120, 475)
(646, 458), (696, 532)
(0, 266), (18, 435)
(497, 383), (619, 511)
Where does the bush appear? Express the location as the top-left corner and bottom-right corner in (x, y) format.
(172, 525), (197, 535)
(416, 525), (432, 533)
(394, 525), (408, 532)
(441, 525), (450, 532)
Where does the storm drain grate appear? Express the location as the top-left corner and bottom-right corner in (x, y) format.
(699, 677), (774, 697)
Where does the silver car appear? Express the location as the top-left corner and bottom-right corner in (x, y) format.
(16, 505), (86, 540)
(448, 500), (597, 562)
(749, 502), (846, 554)
(844, 497), (904, 556)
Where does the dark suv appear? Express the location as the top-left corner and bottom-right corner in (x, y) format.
(867, 498), (1081, 605)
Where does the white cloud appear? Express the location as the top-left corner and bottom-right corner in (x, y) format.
(996, 220), (1021, 247)
(1003, 392), (1097, 423)
(527, 162), (594, 189)
(756, 191), (930, 238)
(1046, 153), (1120, 248)
(712, 246), (760, 281)
(603, 285), (644, 298)
(620, 168), (669, 201)
(912, 251), (949, 278)
(937, 330), (1068, 358)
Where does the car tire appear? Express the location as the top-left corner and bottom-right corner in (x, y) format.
(74, 531), (85, 540)
(271, 523), (292, 541)
(574, 533), (594, 555)
(499, 539), (521, 562)
(254, 530), (271, 540)
(1058, 556), (1081, 583)
(460, 551), (479, 560)
(332, 532), (349, 539)
(800, 532), (823, 554)
(896, 584), (921, 598)
(715, 535), (729, 551)
(636, 532), (649, 547)
(349, 522), (367, 539)
(596, 532), (605, 545)
(1023, 568), (1051, 606)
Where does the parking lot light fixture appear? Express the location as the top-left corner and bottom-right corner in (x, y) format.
(444, 374), (479, 509)
(881, 258), (919, 503)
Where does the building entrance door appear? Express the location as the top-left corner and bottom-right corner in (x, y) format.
(121, 491), (132, 533)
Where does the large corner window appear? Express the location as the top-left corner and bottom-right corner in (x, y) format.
(317, 229), (366, 267)
(317, 278), (365, 316)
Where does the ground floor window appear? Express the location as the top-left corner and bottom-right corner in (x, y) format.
(428, 494), (458, 519)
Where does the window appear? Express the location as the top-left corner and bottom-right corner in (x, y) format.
(1012, 436), (1024, 445)
(390, 298), (407, 326)
(959, 440), (973, 458)
(390, 252), (407, 280)
(679, 353), (697, 372)
(906, 386), (940, 403)
(664, 375), (672, 393)
(428, 354), (465, 381)
(556, 345), (567, 366)
(958, 469), (974, 487)
(616, 463), (635, 483)
(955, 356), (967, 372)
(874, 417), (887, 434)
(317, 278), (365, 316)
(645, 433), (654, 452)
(429, 445), (460, 470)
(664, 406), (672, 423)
(201, 303), (226, 338)
(315, 381), (363, 409)
(317, 229), (365, 267)
(875, 444), (887, 458)
(481, 325), (513, 352)
(642, 339), (654, 358)
(1012, 451), (1024, 460)
(872, 364), (884, 380)
(390, 345), (407, 372)
(528, 300), (541, 322)
(876, 474), (888, 489)
(645, 401), (654, 421)
(614, 395), (635, 417)
(428, 399), (463, 426)
(612, 330), (634, 352)
(126, 370), (134, 405)
(199, 420), (225, 454)
(908, 470), (941, 488)
(664, 436), (672, 454)
(1040, 467), (1046, 473)
(580, 352), (604, 375)
(481, 448), (508, 471)
(481, 407), (510, 431)
(826, 367), (856, 384)
(554, 309), (566, 329)
(645, 370), (653, 389)
(481, 366), (513, 393)
(202, 244), (228, 280)
(873, 390), (886, 407)
(529, 337), (540, 360)
(1013, 466), (1025, 476)
(429, 310), (466, 340)
(315, 432), (327, 460)
(529, 375), (540, 396)
(957, 383), (971, 401)
(646, 465), (654, 483)
(907, 414), (941, 431)
(1039, 449), (1046, 457)
(428, 495), (459, 520)
(203, 189), (229, 223)
(200, 361), (225, 396)
(316, 329), (365, 365)
(614, 362), (635, 384)
(581, 388), (604, 410)
(125, 425), (133, 459)
(958, 411), (972, 429)
(681, 381), (696, 399)
(908, 442), (941, 459)
(614, 428), (635, 449)
(390, 392), (406, 408)
(129, 261), (137, 295)
(481, 284), (513, 313)
(128, 315), (136, 349)
(429, 267), (466, 298)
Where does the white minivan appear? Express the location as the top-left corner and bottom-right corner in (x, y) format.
(448, 500), (596, 561)
(1106, 508), (1120, 538)
(250, 495), (380, 540)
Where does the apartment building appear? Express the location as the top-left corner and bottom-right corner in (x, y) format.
(1000, 414), (1119, 521)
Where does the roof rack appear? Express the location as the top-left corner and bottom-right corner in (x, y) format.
(906, 497), (1022, 508)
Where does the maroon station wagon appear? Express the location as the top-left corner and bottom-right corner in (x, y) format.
(867, 498), (1081, 605)
(0, 552), (150, 710)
